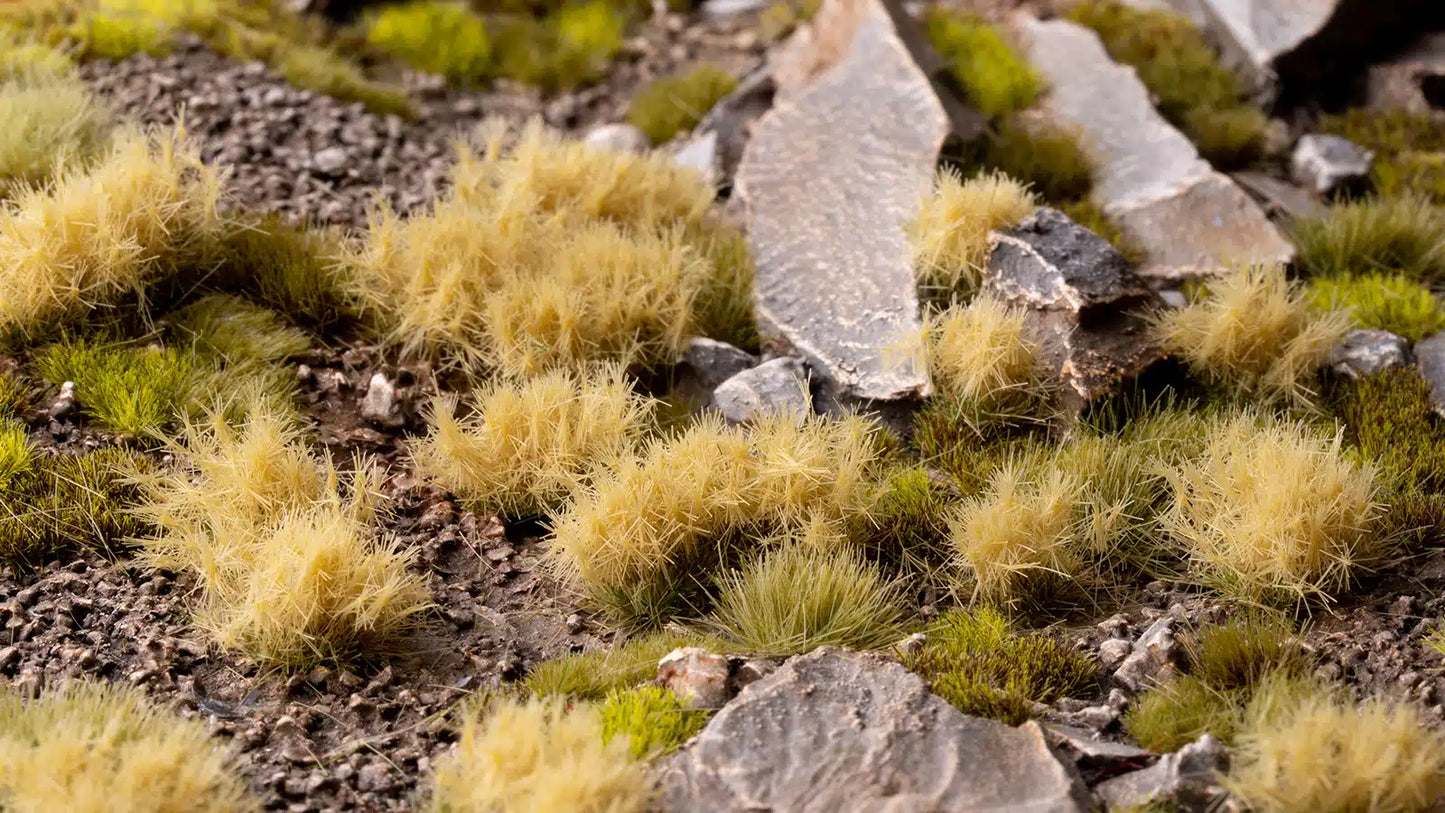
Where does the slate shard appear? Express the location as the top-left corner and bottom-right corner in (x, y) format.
(657, 648), (1093, 813)
(1291, 134), (1373, 197)
(736, 0), (946, 403)
(1018, 16), (1293, 281)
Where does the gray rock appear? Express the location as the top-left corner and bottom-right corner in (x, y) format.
(1291, 134), (1374, 197)
(311, 146), (349, 176)
(712, 357), (811, 424)
(1113, 617), (1180, 692)
(687, 60), (775, 191)
(1018, 16), (1293, 281)
(1098, 638), (1133, 670)
(49, 381), (76, 419)
(1415, 333), (1445, 417)
(1095, 734), (1230, 812)
(1330, 328), (1411, 380)
(658, 648), (735, 710)
(583, 123), (651, 154)
(1232, 170), (1324, 221)
(737, 0), (943, 403)
(1367, 30), (1445, 113)
(359, 373), (398, 425)
(658, 648), (1093, 812)
(682, 338), (758, 389)
(983, 207), (1163, 408)
(672, 130), (720, 184)
(1045, 724), (1152, 761)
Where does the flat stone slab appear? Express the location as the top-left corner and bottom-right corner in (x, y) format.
(657, 648), (1093, 812)
(1017, 16), (1293, 280)
(735, 0), (944, 402)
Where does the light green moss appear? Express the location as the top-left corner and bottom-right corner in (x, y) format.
(598, 686), (710, 758)
(625, 64), (736, 146)
(924, 8), (1043, 119)
(1305, 272), (1445, 342)
(365, 2), (492, 84)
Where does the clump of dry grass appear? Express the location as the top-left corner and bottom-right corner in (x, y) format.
(427, 695), (650, 813)
(925, 295), (1047, 428)
(1151, 265), (1351, 404)
(911, 169), (1035, 301)
(412, 365), (653, 516)
(1161, 411), (1382, 605)
(345, 120), (737, 377)
(0, 126), (221, 344)
(1228, 678), (1445, 812)
(135, 402), (431, 666)
(0, 680), (257, 812)
(547, 412), (882, 625)
(0, 68), (111, 195)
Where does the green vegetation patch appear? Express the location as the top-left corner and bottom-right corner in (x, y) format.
(1319, 109), (1445, 202)
(626, 64), (737, 146)
(1306, 272), (1445, 342)
(904, 608), (1097, 725)
(365, 1), (492, 84)
(598, 686), (710, 758)
(0, 446), (151, 563)
(525, 630), (705, 700)
(34, 337), (203, 438)
(0, 67), (112, 196)
(1292, 193), (1445, 284)
(924, 7), (1042, 119)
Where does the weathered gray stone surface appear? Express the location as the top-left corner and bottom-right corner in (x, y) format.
(1018, 16), (1293, 280)
(736, 0), (944, 402)
(1415, 333), (1445, 417)
(1113, 617), (1180, 692)
(983, 207), (1162, 407)
(1232, 170), (1324, 221)
(1095, 734), (1230, 812)
(583, 122), (651, 154)
(1291, 134), (1373, 197)
(1367, 30), (1445, 112)
(1330, 328), (1411, 380)
(712, 357), (811, 423)
(658, 647), (735, 710)
(658, 648), (1093, 813)
(682, 338), (758, 388)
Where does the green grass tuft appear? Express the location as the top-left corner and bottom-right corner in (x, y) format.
(492, 1), (627, 93)
(598, 686), (710, 758)
(1291, 193), (1445, 284)
(167, 294), (311, 364)
(709, 544), (905, 658)
(1318, 108), (1445, 202)
(1067, 0), (1266, 168)
(0, 68), (112, 196)
(0, 369), (27, 418)
(1185, 616), (1310, 691)
(0, 446), (152, 563)
(976, 116), (1093, 204)
(525, 630), (706, 700)
(904, 608), (1098, 726)
(0, 420), (31, 486)
(853, 466), (955, 579)
(1124, 674), (1243, 751)
(625, 64), (737, 146)
(924, 7), (1042, 119)
(34, 337), (201, 438)
(365, 1), (492, 84)
(1305, 272), (1445, 342)
(208, 216), (354, 328)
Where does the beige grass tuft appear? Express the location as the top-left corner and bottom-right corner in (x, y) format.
(911, 168), (1035, 299)
(427, 695), (650, 813)
(1151, 265), (1351, 404)
(412, 365), (654, 516)
(0, 680), (257, 813)
(0, 125), (221, 342)
(1161, 411), (1382, 604)
(948, 462), (1083, 603)
(0, 68), (112, 195)
(925, 294), (1046, 421)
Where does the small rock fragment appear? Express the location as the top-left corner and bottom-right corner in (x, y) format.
(1330, 328), (1411, 380)
(1416, 333), (1445, 416)
(312, 146), (349, 176)
(680, 337), (758, 390)
(583, 123), (651, 154)
(49, 381), (77, 419)
(1113, 617), (1179, 692)
(1095, 733), (1230, 812)
(702, 0), (772, 16)
(1232, 170), (1325, 221)
(359, 373), (398, 425)
(712, 357), (811, 424)
(1098, 638), (1133, 671)
(658, 647), (734, 710)
(1291, 134), (1374, 197)
(658, 648), (1093, 811)
(1367, 30), (1445, 113)
(1018, 16), (1293, 281)
(672, 130), (721, 185)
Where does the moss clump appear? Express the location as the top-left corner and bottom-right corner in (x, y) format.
(904, 608), (1097, 726)
(975, 116), (1093, 204)
(525, 630), (705, 700)
(924, 8), (1042, 119)
(0, 681), (257, 812)
(0, 369), (27, 418)
(625, 64), (736, 146)
(853, 466), (955, 579)
(1292, 193), (1445, 284)
(1318, 108), (1445, 202)
(492, 1), (627, 93)
(167, 294), (311, 364)
(1067, 0), (1266, 168)
(1305, 272), (1445, 342)
(427, 696), (650, 813)
(207, 216), (354, 328)
(598, 686), (710, 758)
(365, 1), (492, 84)
(33, 337), (202, 438)
(0, 447), (151, 563)
(1126, 675), (1245, 751)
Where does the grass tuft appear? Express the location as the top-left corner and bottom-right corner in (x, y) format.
(924, 7), (1042, 119)
(925, 295), (1047, 429)
(1291, 193), (1445, 284)
(1305, 272), (1445, 342)
(1185, 616), (1310, 691)
(0, 421), (29, 486)
(625, 64), (736, 146)
(411, 365), (653, 516)
(209, 216), (354, 328)
(0, 447), (150, 563)
(911, 168), (1036, 301)
(0, 369), (27, 418)
(598, 686), (709, 758)
(709, 544), (905, 657)
(1161, 411), (1382, 605)
(1151, 264), (1351, 404)
(975, 116), (1093, 204)
(0, 68), (111, 196)
(1318, 108), (1445, 202)
(427, 695), (650, 813)
(0, 680), (257, 812)
(491, 1), (627, 93)
(904, 608), (1097, 726)
(167, 294), (311, 364)
(34, 337), (201, 438)
(365, 1), (492, 84)
(525, 630), (705, 700)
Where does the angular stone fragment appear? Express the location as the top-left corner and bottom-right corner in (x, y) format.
(1018, 16), (1293, 281)
(1291, 134), (1373, 197)
(736, 0), (946, 403)
(983, 207), (1163, 408)
(712, 357), (812, 424)
(1112, 617), (1180, 692)
(658, 648), (735, 710)
(1095, 734), (1230, 812)
(681, 337), (758, 390)
(1367, 30), (1445, 113)
(1415, 333), (1445, 417)
(1330, 328), (1411, 380)
(583, 123), (651, 154)
(1232, 170), (1324, 221)
(658, 648), (1093, 812)
(359, 373), (399, 426)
